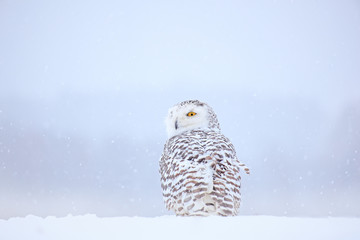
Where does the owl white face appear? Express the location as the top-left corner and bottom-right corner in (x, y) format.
(165, 102), (210, 138)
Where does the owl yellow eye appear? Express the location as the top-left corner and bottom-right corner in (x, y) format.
(187, 112), (197, 117)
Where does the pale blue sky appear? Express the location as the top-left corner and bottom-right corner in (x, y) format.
(0, 0), (359, 218)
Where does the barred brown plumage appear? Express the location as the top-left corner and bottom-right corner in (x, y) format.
(159, 100), (250, 216)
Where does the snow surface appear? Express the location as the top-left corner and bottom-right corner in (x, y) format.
(0, 215), (359, 240)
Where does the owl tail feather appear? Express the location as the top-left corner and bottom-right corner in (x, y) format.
(239, 162), (250, 174)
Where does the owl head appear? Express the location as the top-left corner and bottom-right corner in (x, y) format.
(165, 100), (221, 138)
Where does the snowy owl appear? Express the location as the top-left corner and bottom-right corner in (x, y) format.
(159, 100), (250, 216)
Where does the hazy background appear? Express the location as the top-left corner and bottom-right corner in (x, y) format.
(0, 0), (359, 219)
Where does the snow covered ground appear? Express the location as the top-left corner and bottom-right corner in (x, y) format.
(0, 215), (359, 240)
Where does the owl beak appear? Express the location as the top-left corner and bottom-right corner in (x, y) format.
(175, 119), (178, 130)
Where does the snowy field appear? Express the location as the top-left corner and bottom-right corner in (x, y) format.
(1, 1), (360, 235)
(0, 215), (359, 240)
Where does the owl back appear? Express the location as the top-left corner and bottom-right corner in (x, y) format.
(159, 129), (244, 216)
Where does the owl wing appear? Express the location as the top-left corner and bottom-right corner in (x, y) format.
(205, 133), (250, 175)
(160, 131), (250, 215)
(200, 132), (250, 215)
(159, 135), (213, 212)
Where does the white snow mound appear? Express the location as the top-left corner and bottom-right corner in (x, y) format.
(0, 215), (359, 240)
